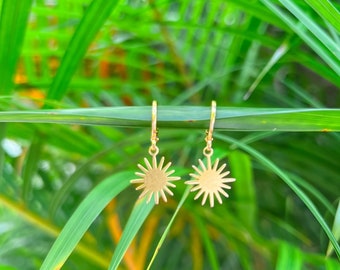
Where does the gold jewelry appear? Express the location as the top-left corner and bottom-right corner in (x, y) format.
(130, 101), (180, 204)
(185, 101), (235, 207)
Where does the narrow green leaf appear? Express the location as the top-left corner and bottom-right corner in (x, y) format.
(40, 171), (132, 270)
(193, 215), (219, 270)
(0, 0), (33, 94)
(276, 242), (303, 270)
(45, 0), (120, 103)
(108, 198), (155, 270)
(22, 133), (44, 202)
(261, 0), (340, 76)
(231, 131), (278, 149)
(229, 150), (256, 228)
(171, 80), (211, 105)
(48, 131), (150, 219)
(327, 201), (340, 256)
(235, 22), (265, 101)
(228, 0), (289, 30)
(215, 134), (340, 259)
(48, 147), (113, 219)
(146, 187), (190, 270)
(268, 215), (311, 245)
(305, 0), (340, 34)
(0, 107), (339, 131)
(283, 80), (324, 108)
(279, 0), (340, 59)
(0, 123), (6, 175)
(244, 40), (289, 100)
(290, 173), (335, 215)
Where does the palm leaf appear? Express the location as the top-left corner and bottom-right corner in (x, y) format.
(0, 107), (339, 131)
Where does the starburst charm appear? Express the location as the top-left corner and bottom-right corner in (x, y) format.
(185, 155), (235, 207)
(131, 155), (181, 204)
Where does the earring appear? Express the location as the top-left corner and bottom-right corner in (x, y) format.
(130, 101), (181, 204)
(185, 101), (236, 207)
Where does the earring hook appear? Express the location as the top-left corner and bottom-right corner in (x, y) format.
(204, 100), (216, 156)
(149, 100), (159, 156)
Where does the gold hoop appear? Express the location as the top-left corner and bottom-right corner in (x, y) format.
(204, 100), (216, 154)
(149, 100), (159, 155)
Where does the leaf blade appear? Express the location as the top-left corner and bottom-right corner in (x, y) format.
(108, 198), (155, 270)
(305, 0), (340, 34)
(279, 0), (340, 59)
(0, 0), (33, 94)
(0, 107), (339, 131)
(22, 133), (44, 202)
(216, 134), (340, 259)
(229, 150), (256, 228)
(45, 0), (120, 103)
(146, 187), (190, 270)
(261, 0), (340, 76)
(276, 242), (303, 270)
(327, 201), (340, 256)
(40, 171), (132, 270)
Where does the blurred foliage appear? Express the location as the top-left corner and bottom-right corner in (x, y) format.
(0, 0), (339, 269)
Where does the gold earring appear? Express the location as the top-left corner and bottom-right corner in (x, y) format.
(185, 101), (236, 207)
(130, 101), (181, 204)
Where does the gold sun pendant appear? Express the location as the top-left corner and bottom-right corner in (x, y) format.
(185, 155), (235, 207)
(131, 155), (181, 204)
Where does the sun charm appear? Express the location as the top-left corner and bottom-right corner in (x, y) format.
(131, 155), (181, 204)
(185, 155), (235, 207)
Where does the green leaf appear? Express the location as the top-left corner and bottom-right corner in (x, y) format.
(279, 0), (340, 59)
(261, 0), (340, 76)
(290, 173), (335, 215)
(276, 242), (303, 270)
(48, 130), (151, 219)
(40, 171), (132, 270)
(0, 123), (6, 174)
(45, 0), (121, 103)
(215, 134), (340, 259)
(327, 201), (340, 256)
(228, 0), (289, 30)
(146, 187), (190, 270)
(244, 40), (289, 100)
(22, 132), (44, 202)
(0, 107), (340, 131)
(193, 215), (219, 270)
(229, 150), (256, 228)
(48, 147), (113, 219)
(304, 0), (340, 34)
(0, 0), (33, 94)
(108, 198), (155, 270)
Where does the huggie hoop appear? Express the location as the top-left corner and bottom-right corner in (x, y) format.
(204, 100), (216, 153)
(149, 100), (159, 156)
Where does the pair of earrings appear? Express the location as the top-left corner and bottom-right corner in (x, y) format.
(130, 101), (236, 207)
